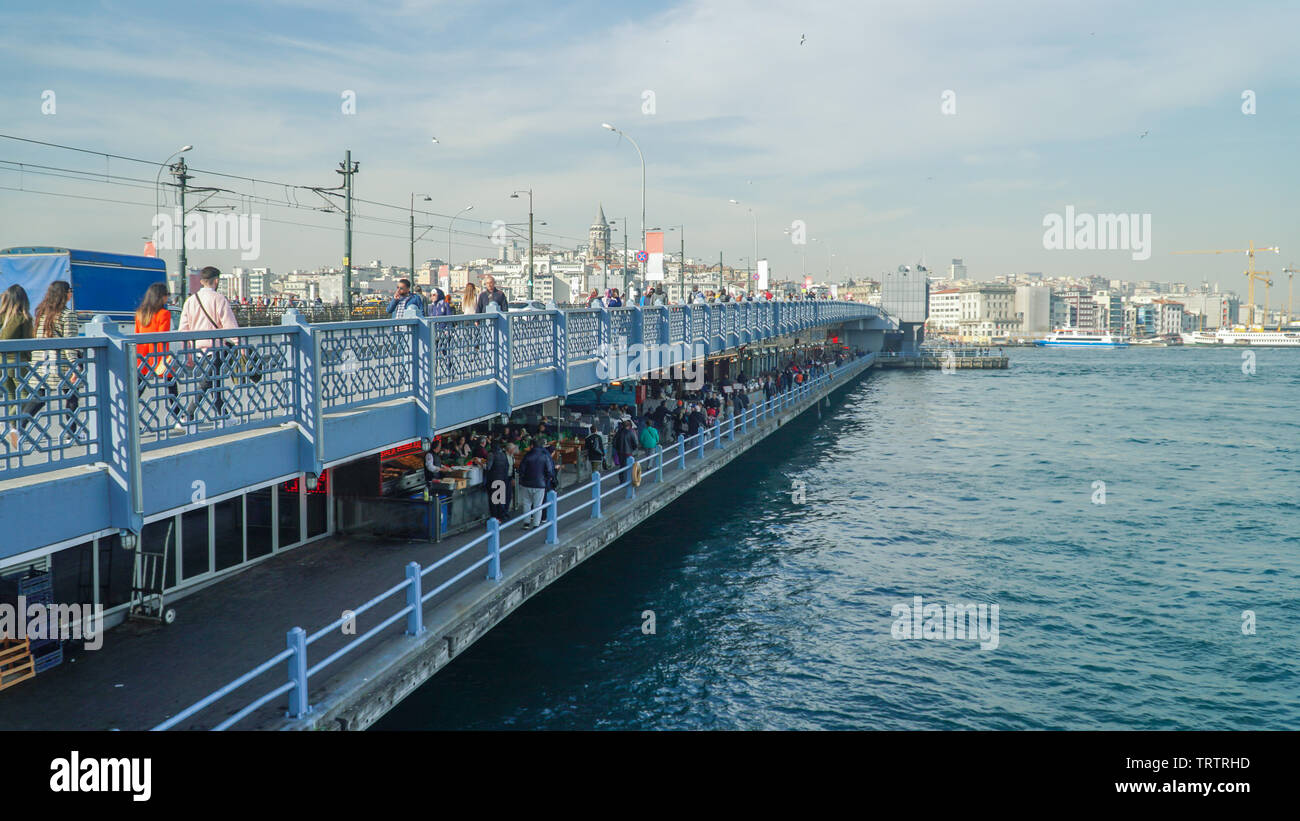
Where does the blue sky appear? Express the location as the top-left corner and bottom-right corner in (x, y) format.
(2, 0), (1298, 291)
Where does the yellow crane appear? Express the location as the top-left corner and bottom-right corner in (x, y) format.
(1282, 264), (1298, 330)
(1172, 241), (1278, 329)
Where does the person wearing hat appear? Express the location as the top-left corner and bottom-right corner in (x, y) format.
(427, 287), (451, 317)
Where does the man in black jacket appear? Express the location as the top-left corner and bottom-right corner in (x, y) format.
(687, 405), (705, 438)
(584, 424), (606, 470)
(612, 418), (637, 484)
(484, 440), (513, 522)
(519, 444), (555, 530)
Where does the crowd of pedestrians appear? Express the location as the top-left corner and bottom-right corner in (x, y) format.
(0, 266), (250, 448)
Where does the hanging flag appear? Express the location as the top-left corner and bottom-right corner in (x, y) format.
(756, 259), (769, 290)
(646, 231), (664, 280)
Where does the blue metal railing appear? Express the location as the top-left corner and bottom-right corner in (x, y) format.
(0, 301), (880, 543)
(150, 353), (874, 730)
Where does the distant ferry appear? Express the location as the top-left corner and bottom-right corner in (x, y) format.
(1186, 327), (1300, 347)
(1035, 329), (1130, 348)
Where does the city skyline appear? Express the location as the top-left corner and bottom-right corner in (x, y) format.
(2, 0), (1297, 288)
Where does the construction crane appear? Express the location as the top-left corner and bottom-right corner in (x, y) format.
(1282, 264), (1299, 330)
(1172, 241), (1278, 328)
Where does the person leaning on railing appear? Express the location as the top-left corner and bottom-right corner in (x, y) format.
(0, 284), (34, 450)
(21, 281), (81, 441)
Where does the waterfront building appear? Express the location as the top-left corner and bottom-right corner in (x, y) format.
(1049, 294), (1071, 329)
(957, 282), (1017, 341)
(1059, 288), (1098, 329)
(1015, 284), (1051, 335)
(927, 287), (961, 332)
(1152, 299), (1185, 336)
(1093, 290), (1125, 335)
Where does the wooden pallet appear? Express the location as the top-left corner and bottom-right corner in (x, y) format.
(0, 638), (35, 691)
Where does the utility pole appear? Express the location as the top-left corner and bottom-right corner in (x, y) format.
(173, 157), (191, 301)
(337, 150), (359, 313)
(679, 227), (685, 303)
(622, 217), (629, 298)
(511, 188), (535, 301)
(718, 251), (723, 295)
(529, 197), (534, 301)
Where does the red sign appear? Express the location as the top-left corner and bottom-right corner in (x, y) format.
(380, 441), (423, 460)
(282, 469), (329, 496)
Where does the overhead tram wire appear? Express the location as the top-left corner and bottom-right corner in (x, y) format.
(0, 182), (506, 256)
(0, 133), (587, 249)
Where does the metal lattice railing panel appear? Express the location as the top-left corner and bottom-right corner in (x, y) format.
(135, 331), (298, 448)
(642, 307), (663, 347)
(432, 316), (497, 389)
(320, 323), (415, 410)
(668, 306), (686, 344)
(0, 342), (103, 477)
(691, 308), (706, 342)
(509, 312), (556, 373)
(609, 308), (636, 351)
(566, 310), (601, 362)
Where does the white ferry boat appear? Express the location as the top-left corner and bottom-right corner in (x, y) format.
(1035, 329), (1130, 348)
(1188, 327), (1300, 347)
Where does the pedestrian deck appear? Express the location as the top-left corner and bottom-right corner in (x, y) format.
(0, 357), (873, 730)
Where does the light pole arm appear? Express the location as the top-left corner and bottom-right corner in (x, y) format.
(619, 131), (646, 253)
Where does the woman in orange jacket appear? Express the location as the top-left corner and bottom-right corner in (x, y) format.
(134, 283), (183, 431)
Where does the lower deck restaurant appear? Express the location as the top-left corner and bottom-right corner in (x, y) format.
(0, 341), (853, 689)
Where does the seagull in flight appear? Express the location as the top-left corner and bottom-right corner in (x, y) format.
(1139, 130), (1148, 139)
(800, 34), (806, 45)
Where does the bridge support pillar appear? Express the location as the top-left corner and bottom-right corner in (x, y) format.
(286, 627), (309, 719)
(486, 518), (501, 580)
(405, 562), (424, 636)
(545, 490), (558, 544)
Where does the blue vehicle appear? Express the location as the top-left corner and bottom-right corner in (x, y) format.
(0, 247), (168, 320)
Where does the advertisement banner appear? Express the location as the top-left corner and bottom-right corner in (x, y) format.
(646, 230), (664, 280)
(756, 259), (769, 290)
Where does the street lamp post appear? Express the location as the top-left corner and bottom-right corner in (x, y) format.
(410, 192), (432, 286)
(510, 189), (534, 300)
(729, 199), (757, 296)
(601, 123), (646, 276)
(667, 225), (684, 303)
(619, 217), (628, 298)
(448, 205), (474, 291)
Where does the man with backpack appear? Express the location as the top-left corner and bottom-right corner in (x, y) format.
(584, 424), (606, 471)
